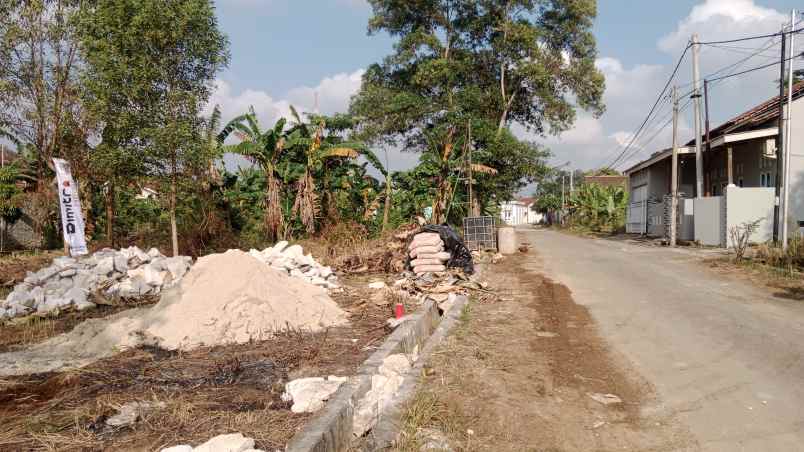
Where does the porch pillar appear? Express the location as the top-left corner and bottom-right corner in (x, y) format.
(727, 147), (733, 185)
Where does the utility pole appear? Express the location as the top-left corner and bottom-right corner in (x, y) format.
(561, 175), (565, 224)
(692, 33), (704, 198)
(782, 9), (797, 250)
(569, 167), (574, 194)
(774, 25), (788, 243)
(704, 80), (712, 156)
(0, 144), (4, 167)
(670, 86), (679, 247)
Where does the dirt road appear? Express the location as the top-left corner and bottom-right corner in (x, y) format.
(527, 228), (804, 451)
(400, 243), (695, 451)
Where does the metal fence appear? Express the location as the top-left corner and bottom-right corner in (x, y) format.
(463, 216), (497, 251)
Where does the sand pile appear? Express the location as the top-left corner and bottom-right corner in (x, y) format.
(142, 249), (348, 350)
(0, 250), (348, 376)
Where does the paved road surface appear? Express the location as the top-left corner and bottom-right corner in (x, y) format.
(524, 228), (804, 452)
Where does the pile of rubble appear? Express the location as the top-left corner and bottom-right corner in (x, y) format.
(248, 241), (339, 290)
(0, 247), (191, 320)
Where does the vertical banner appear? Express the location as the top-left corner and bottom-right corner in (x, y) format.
(53, 158), (88, 256)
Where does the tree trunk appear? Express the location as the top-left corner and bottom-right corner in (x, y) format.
(170, 170), (179, 257)
(106, 179), (115, 247)
(382, 177), (392, 231)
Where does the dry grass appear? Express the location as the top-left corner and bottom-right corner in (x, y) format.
(0, 305), (135, 353)
(0, 273), (393, 451)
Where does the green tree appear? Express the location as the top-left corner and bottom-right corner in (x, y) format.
(351, 0), (604, 219)
(77, 0), (229, 255)
(218, 108), (289, 241)
(0, 163), (23, 252)
(0, 0), (86, 188)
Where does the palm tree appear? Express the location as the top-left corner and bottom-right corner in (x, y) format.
(218, 106), (288, 240)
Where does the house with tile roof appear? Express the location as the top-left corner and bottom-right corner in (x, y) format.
(623, 82), (804, 246)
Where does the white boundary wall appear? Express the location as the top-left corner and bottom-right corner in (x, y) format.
(724, 186), (775, 248)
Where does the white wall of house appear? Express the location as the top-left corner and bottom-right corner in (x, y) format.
(784, 98), (804, 235)
(500, 201), (542, 225)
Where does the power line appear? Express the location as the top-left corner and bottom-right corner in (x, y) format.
(614, 98), (694, 170)
(597, 25), (804, 171)
(697, 26), (804, 46)
(707, 51), (803, 83)
(601, 44), (692, 169)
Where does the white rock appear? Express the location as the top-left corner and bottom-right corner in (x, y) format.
(113, 254), (129, 273)
(282, 244), (304, 260)
(94, 256), (115, 276)
(128, 266), (167, 286)
(30, 286), (45, 306)
(64, 287), (88, 306)
(147, 247), (163, 259)
(289, 268), (304, 278)
(6, 288), (33, 307)
(59, 268), (77, 277)
(353, 354), (412, 436)
(272, 240), (289, 253)
(193, 433), (255, 452)
(23, 271), (40, 285)
(319, 266), (333, 278)
(309, 277), (328, 287)
(163, 256), (191, 280)
(105, 401), (165, 427)
(160, 446), (193, 452)
(368, 281), (387, 290)
(587, 393), (622, 405)
(283, 377), (345, 413)
(52, 256), (77, 269)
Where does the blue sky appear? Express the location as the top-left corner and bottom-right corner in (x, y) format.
(210, 0), (804, 174)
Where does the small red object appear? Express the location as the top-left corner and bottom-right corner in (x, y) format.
(395, 303), (404, 319)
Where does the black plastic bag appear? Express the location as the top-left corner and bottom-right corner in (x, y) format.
(412, 223), (474, 274)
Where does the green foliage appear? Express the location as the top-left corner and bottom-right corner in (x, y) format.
(351, 0), (603, 217)
(0, 164), (23, 224)
(567, 183), (628, 233)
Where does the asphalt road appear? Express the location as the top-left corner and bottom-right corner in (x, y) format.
(524, 228), (804, 452)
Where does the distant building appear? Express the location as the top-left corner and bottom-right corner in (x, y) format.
(500, 197), (543, 225)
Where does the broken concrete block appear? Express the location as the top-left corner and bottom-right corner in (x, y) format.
(94, 256), (115, 276)
(368, 281), (387, 290)
(113, 254), (129, 273)
(163, 256), (190, 280)
(193, 433), (255, 452)
(283, 376), (346, 413)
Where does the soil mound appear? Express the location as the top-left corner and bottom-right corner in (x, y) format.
(0, 250), (348, 376)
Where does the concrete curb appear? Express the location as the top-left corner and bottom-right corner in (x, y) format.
(366, 293), (470, 450)
(285, 300), (440, 452)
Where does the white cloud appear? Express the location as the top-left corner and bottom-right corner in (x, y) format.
(659, 0), (786, 52)
(206, 69), (365, 133)
(206, 69), (421, 174)
(543, 0), (792, 173)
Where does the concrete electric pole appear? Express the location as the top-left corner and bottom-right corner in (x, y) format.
(670, 86), (679, 247)
(782, 9), (797, 251)
(692, 33), (704, 198)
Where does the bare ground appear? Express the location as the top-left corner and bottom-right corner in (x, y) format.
(0, 273), (397, 452)
(397, 252), (697, 452)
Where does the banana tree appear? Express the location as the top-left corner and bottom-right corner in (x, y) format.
(217, 106), (288, 240)
(284, 110), (364, 234)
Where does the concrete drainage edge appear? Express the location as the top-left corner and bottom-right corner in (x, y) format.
(285, 298), (441, 452)
(365, 291), (470, 450)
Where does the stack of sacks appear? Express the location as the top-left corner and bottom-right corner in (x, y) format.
(408, 232), (451, 274)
